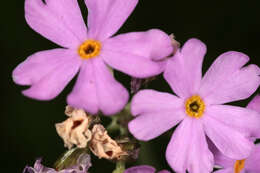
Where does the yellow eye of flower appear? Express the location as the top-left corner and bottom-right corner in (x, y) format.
(234, 159), (245, 173)
(78, 40), (101, 60)
(185, 95), (205, 118)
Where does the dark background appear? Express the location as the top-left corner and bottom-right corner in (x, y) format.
(1, 0), (260, 172)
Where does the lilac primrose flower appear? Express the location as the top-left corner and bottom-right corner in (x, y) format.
(12, 0), (173, 115)
(128, 38), (260, 173)
(213, 144), (260, 173)
(124, 165), (170, 173)
(23, 154), (91, 173)
(211, 94), (260, 173)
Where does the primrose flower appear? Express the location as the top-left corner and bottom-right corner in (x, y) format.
(13, 0), (173, 115)
(128, 38), (260, 173)
(210, 141), (260, 173)
(211, 94), (260, 173)
(212, 144), (260, 173)
(124, 165), (170, 173)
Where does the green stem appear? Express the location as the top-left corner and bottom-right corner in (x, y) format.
(107, 116), (128, 136)
(107, 116), (120, 133)
(119, 126), (128, 136)
(112, 161), (125, 173)
(107, 104), (131, 136)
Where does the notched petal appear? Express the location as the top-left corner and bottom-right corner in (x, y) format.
(25, 0), (87, 47)
(200, 51), (260, 104)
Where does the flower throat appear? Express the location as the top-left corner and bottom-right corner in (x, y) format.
(234, 160), (245, 173)
(185, 95), (205, 118)
(78, 40), (101, 60)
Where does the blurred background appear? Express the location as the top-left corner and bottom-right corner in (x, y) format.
(1, 0), (260, 172)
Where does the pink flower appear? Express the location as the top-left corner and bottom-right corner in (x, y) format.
(124, 165), (170, 173)
(212, 144), (260, 173)
(128, 38), (260, 173)
(211, 95), (260, 173)
(12, 0), (173, 115)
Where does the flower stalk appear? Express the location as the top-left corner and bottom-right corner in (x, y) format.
(107, 104), (131, 136)
(112, 160), (125, 173)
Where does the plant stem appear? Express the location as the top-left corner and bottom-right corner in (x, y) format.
(112, 160), (125, 173)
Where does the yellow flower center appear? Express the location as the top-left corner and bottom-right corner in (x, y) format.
(78, 40), (101, 60)
(185, 95), (205, 118)
(234, 159), (245, 173)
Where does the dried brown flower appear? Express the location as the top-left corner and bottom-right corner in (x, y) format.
(55, 106), (92, 149)
(56, 106), (128, 161)
(89, 124), (128, 160)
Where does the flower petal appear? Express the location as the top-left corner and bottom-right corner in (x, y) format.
(13, 49), (81, 100)
(131, 89), (183, 116)
(213, 168), (234, 173)
(25, 0), (87, 48)
(199, 51), (260, 104)
(206, 105), (260, 138)
(85, 0), (138, 40)
(203, 115), (254, 160)
(94, 59), (129, 115)
(246, 95), (260, 139)
(247, 95), (260, 113)
(102, 31), (173, 78)
(124, 165), (155, 173)
(103, 29), (173, 61)
(67, 60), (99, 115)
(163, 38), (206, 98)
(102, 50), (166, 78)
(208, 139), (235, 168)
(68, 59), (129, 115)
(13, 49), (79, 85)
(129, 90), (185, 141)
(128, 111), (185, 141)
(158, 170), (171, 173)
(166, 118), (214, 173)
(245, 144), (260, 171)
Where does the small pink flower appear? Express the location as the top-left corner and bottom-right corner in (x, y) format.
(128, 38), (260, 173)
(212, 144), (260, 173)
(124, 165), (170, 173)
(211, 95), (260, 173)
(13, 0), (173, 115)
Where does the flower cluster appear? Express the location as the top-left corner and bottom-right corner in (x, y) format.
(13, 0), (260, 173)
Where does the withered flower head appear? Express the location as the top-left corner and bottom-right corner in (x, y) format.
(89, 124), (128, 160)
(55, 106), (92, 149)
